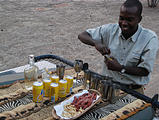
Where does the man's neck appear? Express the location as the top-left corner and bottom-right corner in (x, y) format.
(122, 25), (138, 40)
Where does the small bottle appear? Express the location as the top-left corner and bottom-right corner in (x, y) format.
(24, 55), (39, 89)
(42, 68), (50, 80)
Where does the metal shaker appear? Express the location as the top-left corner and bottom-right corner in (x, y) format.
(83, 70), (91, 89)
(90, 74), (100, 90)
(56, 64), (65, 80)
(99, 80), (114, 102)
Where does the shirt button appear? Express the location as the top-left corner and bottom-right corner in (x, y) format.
(121, 59), (123, 61)
(123, 48), (126, 50)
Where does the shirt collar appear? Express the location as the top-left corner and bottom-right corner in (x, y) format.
(118, 24), (142, 42)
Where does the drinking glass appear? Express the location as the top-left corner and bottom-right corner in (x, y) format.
(74, 60), (83, 85)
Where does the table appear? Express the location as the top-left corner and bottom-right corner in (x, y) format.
(0, 62), (137, 120)
(0, 55), (156, 120)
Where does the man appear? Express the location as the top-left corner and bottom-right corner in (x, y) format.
(78, 0), (158, 94)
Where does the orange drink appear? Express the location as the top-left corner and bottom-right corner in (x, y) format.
(32, 81), (43, 103)
(50, 75), (59, 83)
(59, 79), (67, 98)
(43, 79), (51, 97)
(64, 75), (74, 94)
(50, 83), (59, 102)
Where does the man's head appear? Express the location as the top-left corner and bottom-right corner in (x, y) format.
(119, 0), (143, 39)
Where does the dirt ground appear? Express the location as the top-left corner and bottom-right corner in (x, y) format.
(0, 0), (159, 98)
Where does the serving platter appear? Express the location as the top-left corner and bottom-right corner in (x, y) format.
(52, 89), (102, 120)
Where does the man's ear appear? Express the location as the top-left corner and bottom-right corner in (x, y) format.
(138, 15), (142, 23)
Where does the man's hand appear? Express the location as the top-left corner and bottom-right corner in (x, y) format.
(104, 56), (150, 76)
(104, 56), (122, 72)
(94, 41), (110, 55)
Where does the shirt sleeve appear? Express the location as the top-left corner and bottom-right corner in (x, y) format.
(86, 24), (111, 43)
(86, 26), (102, 42)
(138, 36), (159, 72)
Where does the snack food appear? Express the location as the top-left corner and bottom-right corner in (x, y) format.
(61, 92), (97, 118)
(71, 92), (97, 111)
(62, 104), (84, 118)
(52, 89), (101, 120)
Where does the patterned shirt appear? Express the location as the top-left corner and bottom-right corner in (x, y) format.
(86, 23), (159, 85)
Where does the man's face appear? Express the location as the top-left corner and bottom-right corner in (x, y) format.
(119, 5), (141, 36)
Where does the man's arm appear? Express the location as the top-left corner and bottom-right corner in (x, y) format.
(78, 31), (110, 55)
(122, 66), (149, 76)
(105, 57), (149, 76)
(78, 31), (95, 46)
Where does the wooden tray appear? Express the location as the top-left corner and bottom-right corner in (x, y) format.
(52, 89), (102, 120)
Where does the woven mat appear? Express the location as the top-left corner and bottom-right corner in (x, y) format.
(0, 69), (85, 120)
(0, 68), (150, 120)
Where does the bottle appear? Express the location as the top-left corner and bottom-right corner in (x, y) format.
(24, 55), (39, 90)
(42, 68), (50, 80)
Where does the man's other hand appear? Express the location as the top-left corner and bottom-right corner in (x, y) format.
(104, 56), (122, 72)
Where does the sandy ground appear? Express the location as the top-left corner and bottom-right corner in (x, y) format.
(0, 0), (159, 98)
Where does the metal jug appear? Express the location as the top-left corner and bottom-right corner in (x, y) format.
(74, 60), (83, 74)
(56, 64), (65, 80)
